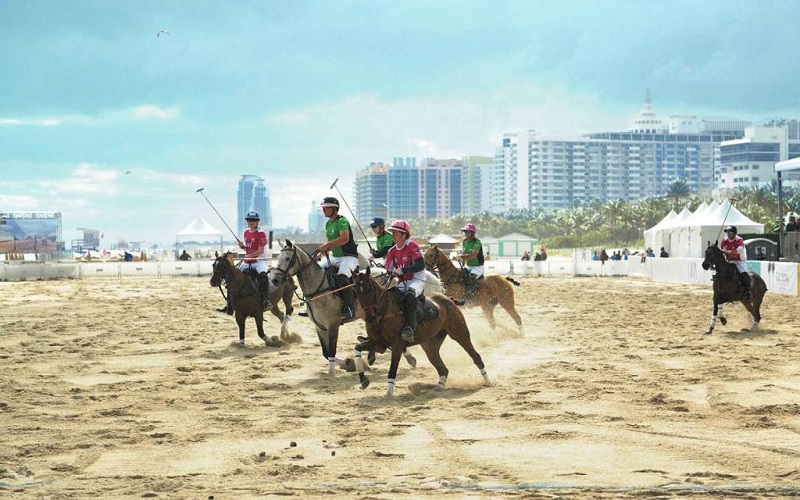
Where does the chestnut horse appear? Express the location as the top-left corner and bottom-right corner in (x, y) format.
(701, 242), (767, 334)
(423, 246), (523, 334)
(351, 268), (490, 396)
(210, 252), (296, 346)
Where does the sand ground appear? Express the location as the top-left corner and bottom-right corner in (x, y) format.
(1, 274), (799, 499)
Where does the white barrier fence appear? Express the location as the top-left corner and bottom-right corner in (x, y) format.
(2, 257), (797, 296)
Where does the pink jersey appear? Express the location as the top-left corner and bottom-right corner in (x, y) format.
(243, 228), (267, 263)
(385, 240), (423, 282)
(720, 235), (745, 261)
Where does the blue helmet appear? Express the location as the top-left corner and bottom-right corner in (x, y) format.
(369, 217), (385, 228)
(245, 211), (260, 221)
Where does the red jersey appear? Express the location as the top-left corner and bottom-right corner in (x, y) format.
(243, 228), (267, 263)
(720, 235), (745, 261)
(385, 240), (423, 282)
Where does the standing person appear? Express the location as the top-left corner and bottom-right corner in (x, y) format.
(720, 225), (752, 299)
(459, 222), (484, 301)
(539, 246), (548, 261)
(216, 211), (271, 314)
(367, 217), (394, 264)
(659, 247), (669, 258)
(318, 197), (359, 320)
(384, 220), (426, 343)
(521, 250), (531, 261)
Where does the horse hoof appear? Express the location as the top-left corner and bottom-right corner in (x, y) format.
(367, 352), (376, 366)
(360, 378), (370, 390)
(343, 357), (357, 372)
(704, 329), (713, 335)
(719, 317), (727, 326)
(404, 354), (417, 368)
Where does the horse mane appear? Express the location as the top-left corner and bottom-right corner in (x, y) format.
(426, 246), (459, 275)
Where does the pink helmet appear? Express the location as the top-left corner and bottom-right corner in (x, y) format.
(461, 222), (477, 233)
(387, 220), (411, 237)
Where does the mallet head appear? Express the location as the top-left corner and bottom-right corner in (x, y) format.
(196, 188), (205, 193)
(330, 178), (339, 189)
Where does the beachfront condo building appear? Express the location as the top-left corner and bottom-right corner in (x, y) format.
(237, 175), (272, 234)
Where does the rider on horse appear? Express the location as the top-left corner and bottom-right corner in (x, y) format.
(459, 222), (485, 301)
(384, 220), (426, 343)
(721, 225), (752, 300)
(318, 197), (359, 321)
(217, 210), (272, 314)
(367, 217), (394, 264)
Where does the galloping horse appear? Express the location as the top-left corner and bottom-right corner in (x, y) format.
(351, 268), (490, 396)
(701, 242), (767, 334)
(423, 245), (523, 333)
(271, 240), (366, 374)
(210, 252), (296, 346)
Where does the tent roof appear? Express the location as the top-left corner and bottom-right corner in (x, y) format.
(176, 216), (224, 237)
(644, 210), (677, 234)
(428, 233), (457, 244)
(662, 207), (693, 228)
(497, 232), (536, 241)
(775, 157), (800, 173)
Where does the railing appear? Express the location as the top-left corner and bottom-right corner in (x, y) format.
(0, 260), (213, 281)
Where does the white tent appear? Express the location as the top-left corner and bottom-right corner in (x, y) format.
(644, 209), (676, 253)
(175, 216), (224, 254)
(670, 200), (763, 258)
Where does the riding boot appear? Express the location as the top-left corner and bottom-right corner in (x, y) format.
(739, 272), (752, 300)
(466, 273), (478, 302)
(216, 295), (233, 315)
(258, 272), (273, 310)
(400, 291), (418, 343)
(335, 275), (356, 320)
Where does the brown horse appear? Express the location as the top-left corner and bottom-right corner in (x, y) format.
(423, 245), (523, 334)
(210, 252), (296, 346)
(701, 242), (767, 334)
(351, 268), (490, 396)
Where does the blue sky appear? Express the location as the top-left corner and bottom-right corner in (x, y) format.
(2, 0), (799, 247)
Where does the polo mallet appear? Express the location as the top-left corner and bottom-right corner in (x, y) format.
(195, 188), (241, 244)
(330, 178), (374, 253)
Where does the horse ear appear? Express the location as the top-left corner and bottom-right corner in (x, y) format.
(284, 239), (292, 248)
(215, 251), (219, 257)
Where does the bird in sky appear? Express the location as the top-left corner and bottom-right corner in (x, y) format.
(157, 30), (170, 37)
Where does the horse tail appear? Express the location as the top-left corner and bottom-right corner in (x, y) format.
(505, 277), (521, 286)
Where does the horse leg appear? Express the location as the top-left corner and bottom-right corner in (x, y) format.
(497, 290), (523, 334)
(353, 344), (371, 390)
(235, 312), (247, 344)
(419, 332), (449, 386)
(317, 325), (344, 374)
(706, 301), (720, 334)
(446, 326), (490, 384)
(386, 339), (406, 396)
(403, 347), (417, 368)
(279, 283), (294, 338)
(480, 302), (498, 330)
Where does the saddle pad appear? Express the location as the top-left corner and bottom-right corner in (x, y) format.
(416, 297), (439, 322)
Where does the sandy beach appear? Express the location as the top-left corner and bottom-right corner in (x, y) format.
(1, 274), (799, 499)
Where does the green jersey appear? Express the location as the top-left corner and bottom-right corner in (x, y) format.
(325, 216), (358, 257)
(372, 231), (394, 258)
(462, 238), (484, 266)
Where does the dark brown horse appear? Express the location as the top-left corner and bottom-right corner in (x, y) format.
(423, 245), (523, 334)
(210, 252), (296, 346)
(351, 268), (490, 396)
(701, 242), (767, 334)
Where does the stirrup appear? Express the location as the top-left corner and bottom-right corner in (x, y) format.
(401, 325), (415, 343)
(298, 310), (309, 317)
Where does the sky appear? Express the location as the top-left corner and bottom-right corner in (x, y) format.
(2, 0), (799, 248)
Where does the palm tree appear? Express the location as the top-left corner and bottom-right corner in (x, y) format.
(665, 178), (691, 209)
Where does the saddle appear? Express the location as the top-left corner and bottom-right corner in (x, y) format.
(241, 268), (271, 297)
(415, 295), (439, 322)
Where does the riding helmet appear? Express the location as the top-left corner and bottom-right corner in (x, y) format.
(320, 197), (340, 209)
(245, 210), (260, 221)
(723, 225), (737, 234)
(369, 217), (385, 228)
(461, 222), (477, 233)
(387, 220), (411, 237)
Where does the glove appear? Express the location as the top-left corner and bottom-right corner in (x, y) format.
(392, 268), (403, 277)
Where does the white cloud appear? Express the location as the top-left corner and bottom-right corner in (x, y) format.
(0, 194), (39, 208)
(131, 105), (180, 121)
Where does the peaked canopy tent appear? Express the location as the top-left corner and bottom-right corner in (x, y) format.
(175, 216), (225, 255)
(643, 209), (677, 252)
(671, 200), (764, 258)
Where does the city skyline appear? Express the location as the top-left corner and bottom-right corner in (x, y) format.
(2, 1), (800, 246)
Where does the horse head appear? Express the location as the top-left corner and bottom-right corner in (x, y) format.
(423, 245), (442, 270)
(272, 239), (311, 286)
(701, 241), (723, 271)
(353, 268), (382, 324)
(210, 251), (236, 287)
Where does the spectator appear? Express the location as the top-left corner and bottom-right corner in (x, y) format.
(178, 250), (192, 261)
(646, 247), (655, 258)
(521, 250), (531, 261)
(591, 250), (599, 261)
(659, 247), (669, 258)
(786, 216), (799, 232)
(539, 246), (548, 261)
(485, 250), (491, 261)
(599, 248), (609, 264)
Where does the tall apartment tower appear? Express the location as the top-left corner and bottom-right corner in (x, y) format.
(461, 156), (492, 215)
(386, 157), (419, 221)
(354, 162), (390, 222)
(719, 124), (800, 191)
(237, 175), (272, 234)
(489, 93), (749, 211)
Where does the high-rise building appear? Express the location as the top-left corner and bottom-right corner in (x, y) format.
(461, 156), (492, 215)
(354, 162), (389, 222)
(237, 175), (272, 234)
(386, 157), (419, 221)
(489, 94), (749, 211)
(419, 158), (462, 219)
(307, 200), (326, 236)
(718, 125), (800, 191)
